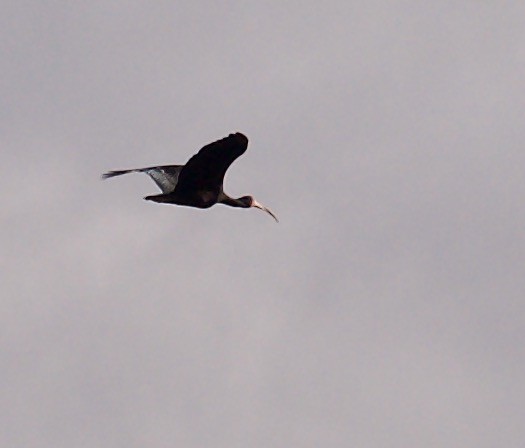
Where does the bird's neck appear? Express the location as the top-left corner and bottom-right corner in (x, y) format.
(218, 193), (248, 208)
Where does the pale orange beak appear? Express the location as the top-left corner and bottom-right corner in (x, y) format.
(252, 199), (279, 222)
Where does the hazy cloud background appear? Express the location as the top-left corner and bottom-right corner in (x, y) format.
(2, 2), (524, 446)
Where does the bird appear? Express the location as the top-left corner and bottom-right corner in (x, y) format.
(102, 132), (278, 222)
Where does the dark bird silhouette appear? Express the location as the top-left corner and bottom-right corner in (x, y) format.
(102, 132), (278, 222)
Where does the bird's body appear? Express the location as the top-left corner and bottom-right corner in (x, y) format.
(102, 132), (278, 221)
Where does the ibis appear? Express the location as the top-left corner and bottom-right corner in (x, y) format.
(102, 132), (278, 222)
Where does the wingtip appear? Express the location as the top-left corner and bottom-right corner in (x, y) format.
(100, 169), (134, 180)
(101, 171), (117, 180)
(232, 132), (248, 148)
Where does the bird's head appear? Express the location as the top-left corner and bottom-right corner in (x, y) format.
(240, 196), (279, 222)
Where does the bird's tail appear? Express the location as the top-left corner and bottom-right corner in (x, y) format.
(101, 169), (140, 180)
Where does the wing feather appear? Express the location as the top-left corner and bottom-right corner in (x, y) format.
(175, 133), (248, 194)
(102, 165), (182, 193)
(144, 166), (182, 193)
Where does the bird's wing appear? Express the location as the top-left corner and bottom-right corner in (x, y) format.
(175, 133), (249, 194)
(143, 165), (183, 193)
(102, 165), (182, 193)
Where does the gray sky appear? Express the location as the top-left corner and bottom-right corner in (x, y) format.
(2, 2), (525, 447)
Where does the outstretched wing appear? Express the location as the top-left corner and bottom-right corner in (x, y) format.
(175, 133), (248, 194)
(102, 165), (183, 193)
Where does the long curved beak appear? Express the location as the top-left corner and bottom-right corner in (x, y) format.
(252, 199), (279, 223)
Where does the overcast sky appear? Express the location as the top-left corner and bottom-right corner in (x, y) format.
(2, 2), (525, 447)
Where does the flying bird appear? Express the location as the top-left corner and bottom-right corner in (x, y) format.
(102, 132), (278, 222)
